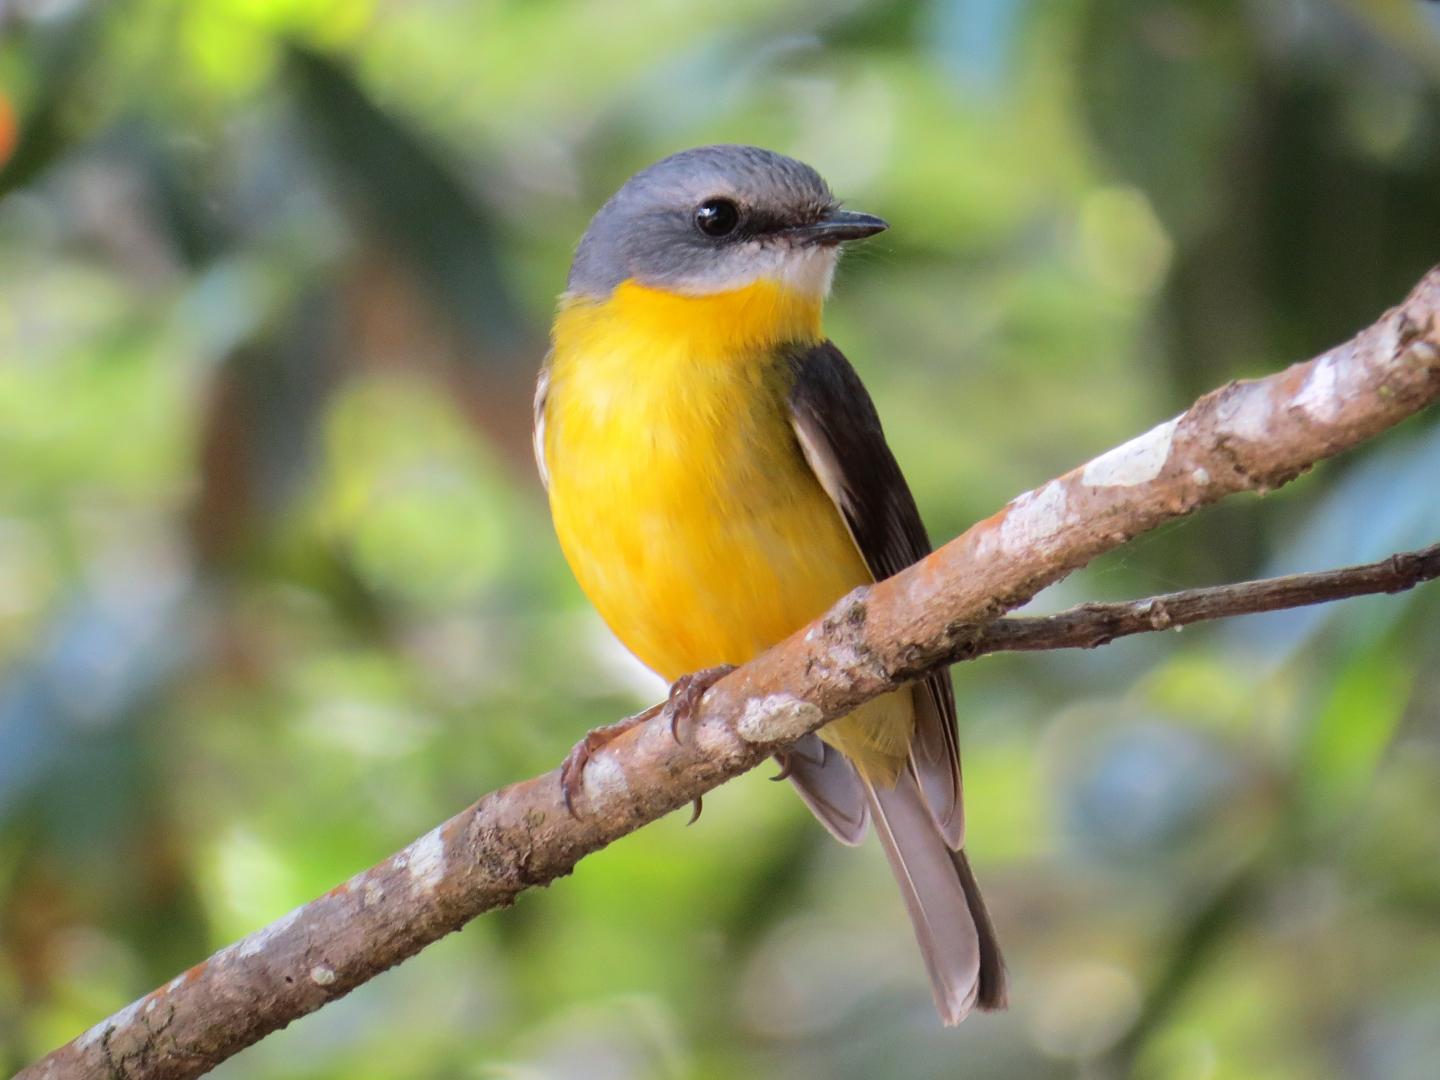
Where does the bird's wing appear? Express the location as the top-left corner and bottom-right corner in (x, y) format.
(786, 339), (964, 849)
(532, 364), (551, 491)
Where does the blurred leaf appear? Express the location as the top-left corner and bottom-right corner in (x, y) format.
(190, 287), (341, 564)
(1297, 641), (1412, 825)
(0, 9), (101, 199)
(1104, 847), (1270, 1075)
(1226, 425), (1440, 664)
(282, 43), (525, 356)
(1075, 0), (1249, 240)
(97, 117), (230, 269)
(314, 373), (519, 607)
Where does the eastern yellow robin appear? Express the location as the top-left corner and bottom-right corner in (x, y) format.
(534, 145), (1006, 1023)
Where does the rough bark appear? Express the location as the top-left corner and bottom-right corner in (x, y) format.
(17, 267), (1440, 1080)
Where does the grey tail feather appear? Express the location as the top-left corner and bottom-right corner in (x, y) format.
(782, 734), (869, 846)
(909, 677), (965, 849)
(866, 768), (1007, 1023)
(950, 845), (1008, 1012)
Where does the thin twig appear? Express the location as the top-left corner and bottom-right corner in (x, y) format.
(972, 543), (1440, 656)
(16, 268), (1440, 1080)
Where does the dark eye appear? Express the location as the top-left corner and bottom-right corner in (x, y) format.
(694, 197), (740, 238)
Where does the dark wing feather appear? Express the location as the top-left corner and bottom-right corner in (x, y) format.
(786, 340), (964, 849)
(532, 364), (551, 491)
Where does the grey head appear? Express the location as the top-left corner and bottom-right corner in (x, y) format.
(566, 145), (887, 300)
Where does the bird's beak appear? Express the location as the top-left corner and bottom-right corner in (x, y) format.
(785, 208), (889, 246)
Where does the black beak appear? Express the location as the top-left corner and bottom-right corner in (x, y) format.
(785, 208), (889, 246)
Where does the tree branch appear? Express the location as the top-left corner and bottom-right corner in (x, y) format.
(18, 267), (1440, 1080)
(975, 543), (1440, 655)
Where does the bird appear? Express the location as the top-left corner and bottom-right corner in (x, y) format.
(533, 144), (1006, 1024)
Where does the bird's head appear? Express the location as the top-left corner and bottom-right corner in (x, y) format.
(566, 145), (887, 305)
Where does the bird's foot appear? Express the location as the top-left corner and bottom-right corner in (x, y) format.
(663, 664), (734, 825)
(559, 664), (735, 822)
(559, 701), (663, 819)
(663, 664), (736, 743)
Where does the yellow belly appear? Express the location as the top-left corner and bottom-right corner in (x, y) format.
(543, 280), (913, 781)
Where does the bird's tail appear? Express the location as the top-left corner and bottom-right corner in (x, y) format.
(865, 767), (1007, 1024)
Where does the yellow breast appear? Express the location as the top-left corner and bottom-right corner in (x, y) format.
(542, 278), (913, 780)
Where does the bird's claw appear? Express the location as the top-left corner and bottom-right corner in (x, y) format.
(559, 664), (734, 821)
(663, 664), (737, 743)
(770, 752), (797, 782)
(559, 702), (662, 819)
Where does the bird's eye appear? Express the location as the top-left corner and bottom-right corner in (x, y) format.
(694, 197), (740, 238)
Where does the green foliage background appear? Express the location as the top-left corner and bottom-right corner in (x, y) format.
(2, 1), (1440, 1077)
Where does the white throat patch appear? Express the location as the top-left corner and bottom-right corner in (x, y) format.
(667, 242), (840, 299)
